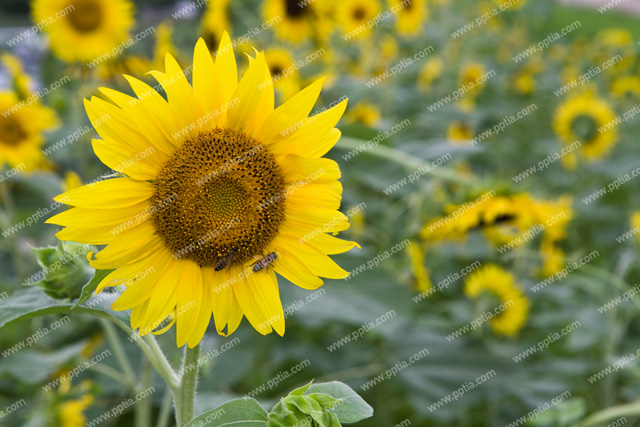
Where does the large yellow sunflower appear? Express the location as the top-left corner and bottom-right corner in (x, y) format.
(47, 34), (358, 348)
(464, 264), (529, 337)
(389, 0), (426, 36)
(553, 92), (618, 161)
(0, 91), (58, 170)
(32, 0), (134, 63)
(264, 0), (317, 42)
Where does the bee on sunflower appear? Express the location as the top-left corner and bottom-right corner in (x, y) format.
(464, 264), (529, 337)
(32, 0), (134, 63)
(47, 33), (359, 348)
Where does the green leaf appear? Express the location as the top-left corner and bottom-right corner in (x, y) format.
(0, 287), (130, 332)
(185, 398), (268, 427)
(306, 382), (373, 424)
(73, 268), (113, 308)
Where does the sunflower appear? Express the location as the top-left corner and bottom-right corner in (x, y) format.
(47, 34), (358, 348)
(611, 76), (640, 99)
(0, 91), (58, 170)
(59, 393), (93, 427)
(464, 264), (529, 337)
(264, 0), (317, 42)
(345, 102), (381, 127)
(389, 0), (426, 36)
(337, 0), (381, 39)
(418, 57), (443, 91)
(553, 92), (618, 161)
(447, 121), (474, 145)
(1, 53), (33, 100)
(32, 0), (134, 63)
(406, 242), (431, 293)
(201, 0), (231, 54)
(264, 48), (300, 101)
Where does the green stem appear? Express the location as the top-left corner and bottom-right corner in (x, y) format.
(578, 399), (640, 427)
(172, 344), (201, 427)
(135, 357), (153, 427)
(0, 180), (26, 281)
(141, 334), (180, 389)
(156, 389), (173, 427)
(88, 363), (132, 388)
(100, 319), (138, 390)
(334, 137), (471, 184)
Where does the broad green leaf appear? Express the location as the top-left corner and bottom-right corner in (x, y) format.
(0, 287), (130, 332)
(185, 398), (268, 427)
(306, 382), (373, 424)
(73, 268), (114, 308)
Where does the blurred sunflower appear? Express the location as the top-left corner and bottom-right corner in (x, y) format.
(553, 92), (618, 162)
(418, 57), (443, 91)
(464, 264), (529, 337)
(337, 0), (381, 39)
(47, 34), (358, 347)
(264, 48), (300, 101)
(1, 53), (33, 99)
(264, 0), (316, 42)
(0, 91), (58, 170)
(345, 101), (381, 127)
(611, 76), (640, 99)
(389, 0), (426, 36)
(447, 121), (474, 145)
(406, 242), (431, 293)
(32, 0), (134, 63)
(201, 0), (231, 53)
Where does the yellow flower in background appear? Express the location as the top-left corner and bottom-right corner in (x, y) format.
(459, 61), (487, 94)
(1, 53), (33, 99)
(345, 102), (381, 127)
(264, 48), (300, 101)
(201, 0), (231, 53)
(95, 55), (150, 82)
(60, 394), (93, 427)
(62, 171), (84, 192)
(632, 213), (640, 246)
(32, 0), (134, 63)
(47, 34), (358, 347)
(611, 76), (640, 99)
(418, 57), (443, 91)
(464, 264), (529, 337)
(264, 0), (316, 42)
(153, 22), (179, 69)
(0, 91), (58, 170)
(407, 242), (431, 293)
(448, 121), (474, 145)
(539, 236), (566, 277)
(389, 0), (427, 36)
(553, 92), (618, 161)
(494, 0), (526, 9)
(337, 0), (381, 39)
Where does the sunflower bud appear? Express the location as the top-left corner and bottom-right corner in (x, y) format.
(267, 382), (342, 427)
(27, 242), (94, 300)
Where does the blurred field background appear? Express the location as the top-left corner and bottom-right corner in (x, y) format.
(2, 0), (640, 426)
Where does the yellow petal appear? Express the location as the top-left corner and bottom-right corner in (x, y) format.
(261, 77), (325, 144)
(247, 268), (285, 336)
(232, 276), (273, 335)
(214, 32), (238, 117)
(54, 178), (154, 208)
(91, 222), (164, 269)
(226, 51), (273, 138)
(176, 261), (203, 347)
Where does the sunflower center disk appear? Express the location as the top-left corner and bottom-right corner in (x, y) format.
(571, 114), (599, 144)
(67, 0), (103, 33)
(151, 128), (286, 268)
(0, 117), (27, 146)
(285, 0), (308, 18)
